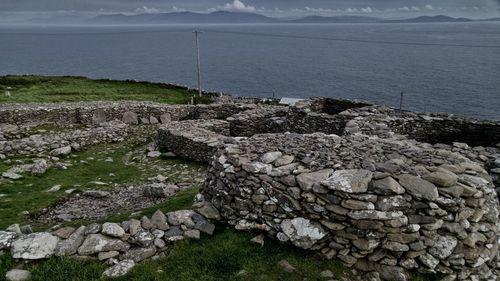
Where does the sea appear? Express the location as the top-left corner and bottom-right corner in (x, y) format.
(0, 23), (499, 120)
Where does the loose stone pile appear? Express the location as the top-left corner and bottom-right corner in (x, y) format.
(0, 208), (216, 278)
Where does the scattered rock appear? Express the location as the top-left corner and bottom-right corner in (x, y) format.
(102, 259), (135, 278)
(2, 172), (22, 180)
(5, 269), (31, 281)
(278, 259), (296, 273)
(51, 146), (72, 157)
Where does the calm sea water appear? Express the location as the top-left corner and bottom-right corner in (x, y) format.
(0, 23), (499, 120)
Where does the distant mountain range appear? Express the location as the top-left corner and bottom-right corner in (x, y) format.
(12, 11), (500, 25)
(89, 12), (500, 25)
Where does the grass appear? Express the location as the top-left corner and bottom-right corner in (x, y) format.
(0, 75), (212, 104)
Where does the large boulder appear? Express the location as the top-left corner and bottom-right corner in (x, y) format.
(11, 233), (59, 259)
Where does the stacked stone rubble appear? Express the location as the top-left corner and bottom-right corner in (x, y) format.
(0, 209), (216, 277)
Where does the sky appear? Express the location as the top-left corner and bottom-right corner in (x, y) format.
(1, 0), (500, 22)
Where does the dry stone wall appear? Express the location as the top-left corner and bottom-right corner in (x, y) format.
(198, 132), (499, 281)
(153, 97), (500, 281)
(0, 101), (252, 126)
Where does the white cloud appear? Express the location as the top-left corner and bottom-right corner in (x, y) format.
(425, 5), (435, 10)
(134, 6), (159, 14)
(220, 0), (256, 13)
(361, 7), (373, 13)
(171, 6), (186, 12)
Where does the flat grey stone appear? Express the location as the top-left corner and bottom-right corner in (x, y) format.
(398, 174), (438, 201)
(322, 169), (372, 193)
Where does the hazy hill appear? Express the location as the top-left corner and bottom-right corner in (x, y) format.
(381, 15), (473, 23)
(91, 11), (277, 24)
(287, 15), (380, 24)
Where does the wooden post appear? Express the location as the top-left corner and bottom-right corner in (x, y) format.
(193, 30), (203, 97)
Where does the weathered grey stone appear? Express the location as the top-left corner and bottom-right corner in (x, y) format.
(371, 177), (405, 195)
(101, 223), (125, 238)
(423, 171), (458, 187)
(130, 230), (155, 247)
(398, 174), (438, 201)
(296, 169), (333, 191)
(123, 246), (156, 262)
(353, 239), (380, 251)
(260, 151), (282, 164)
(278, 259), (296, 273)
(2, 171), (22, 180)
(11, 233), (59, 259)
(91, 109), (106, 125)
(242, 162), (272, 174)
(143, 183), (167, 198)
(419, 253), (439, 269)
(122, 111), (138, 125)
(160, 113), (171, 124)
(322, 169), (372, 193)
(98, 251), (119, 261)
(55, 226), (86, 256)
(342, 199), (375, 210)
(184, 229), (201, 240)
(383, 241), (409, 252)
(0, 231), (17, 250)
(5, 269), (31, 281)
(51, 146), (72, 157)
(274, 155), (295, 166)
(78, 234), (128, 255)
(375, 196), (410, 211)
(281, 218), (326, 249)
(429, 236), (457, 260)
(102, 259), (135, 278)
(167, 210), (195, 227)
(192, 201), (221, 220)
(348, 210), (403, 220)
(150, 210), (169, 230)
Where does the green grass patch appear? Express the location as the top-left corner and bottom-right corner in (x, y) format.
(0, 75), (211, 104)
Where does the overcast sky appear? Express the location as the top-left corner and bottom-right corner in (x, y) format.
(1, 0), (500, 21)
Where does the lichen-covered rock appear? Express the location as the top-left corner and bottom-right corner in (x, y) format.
(78, 234), (128, 255)
(322, 169), (372, 193)
(280, 218), (326, 249)
(101, 223), (125, 238)
(11, 233), (59, 259)
(0, 231), (17, 250)
(102, 260), (135, 278)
